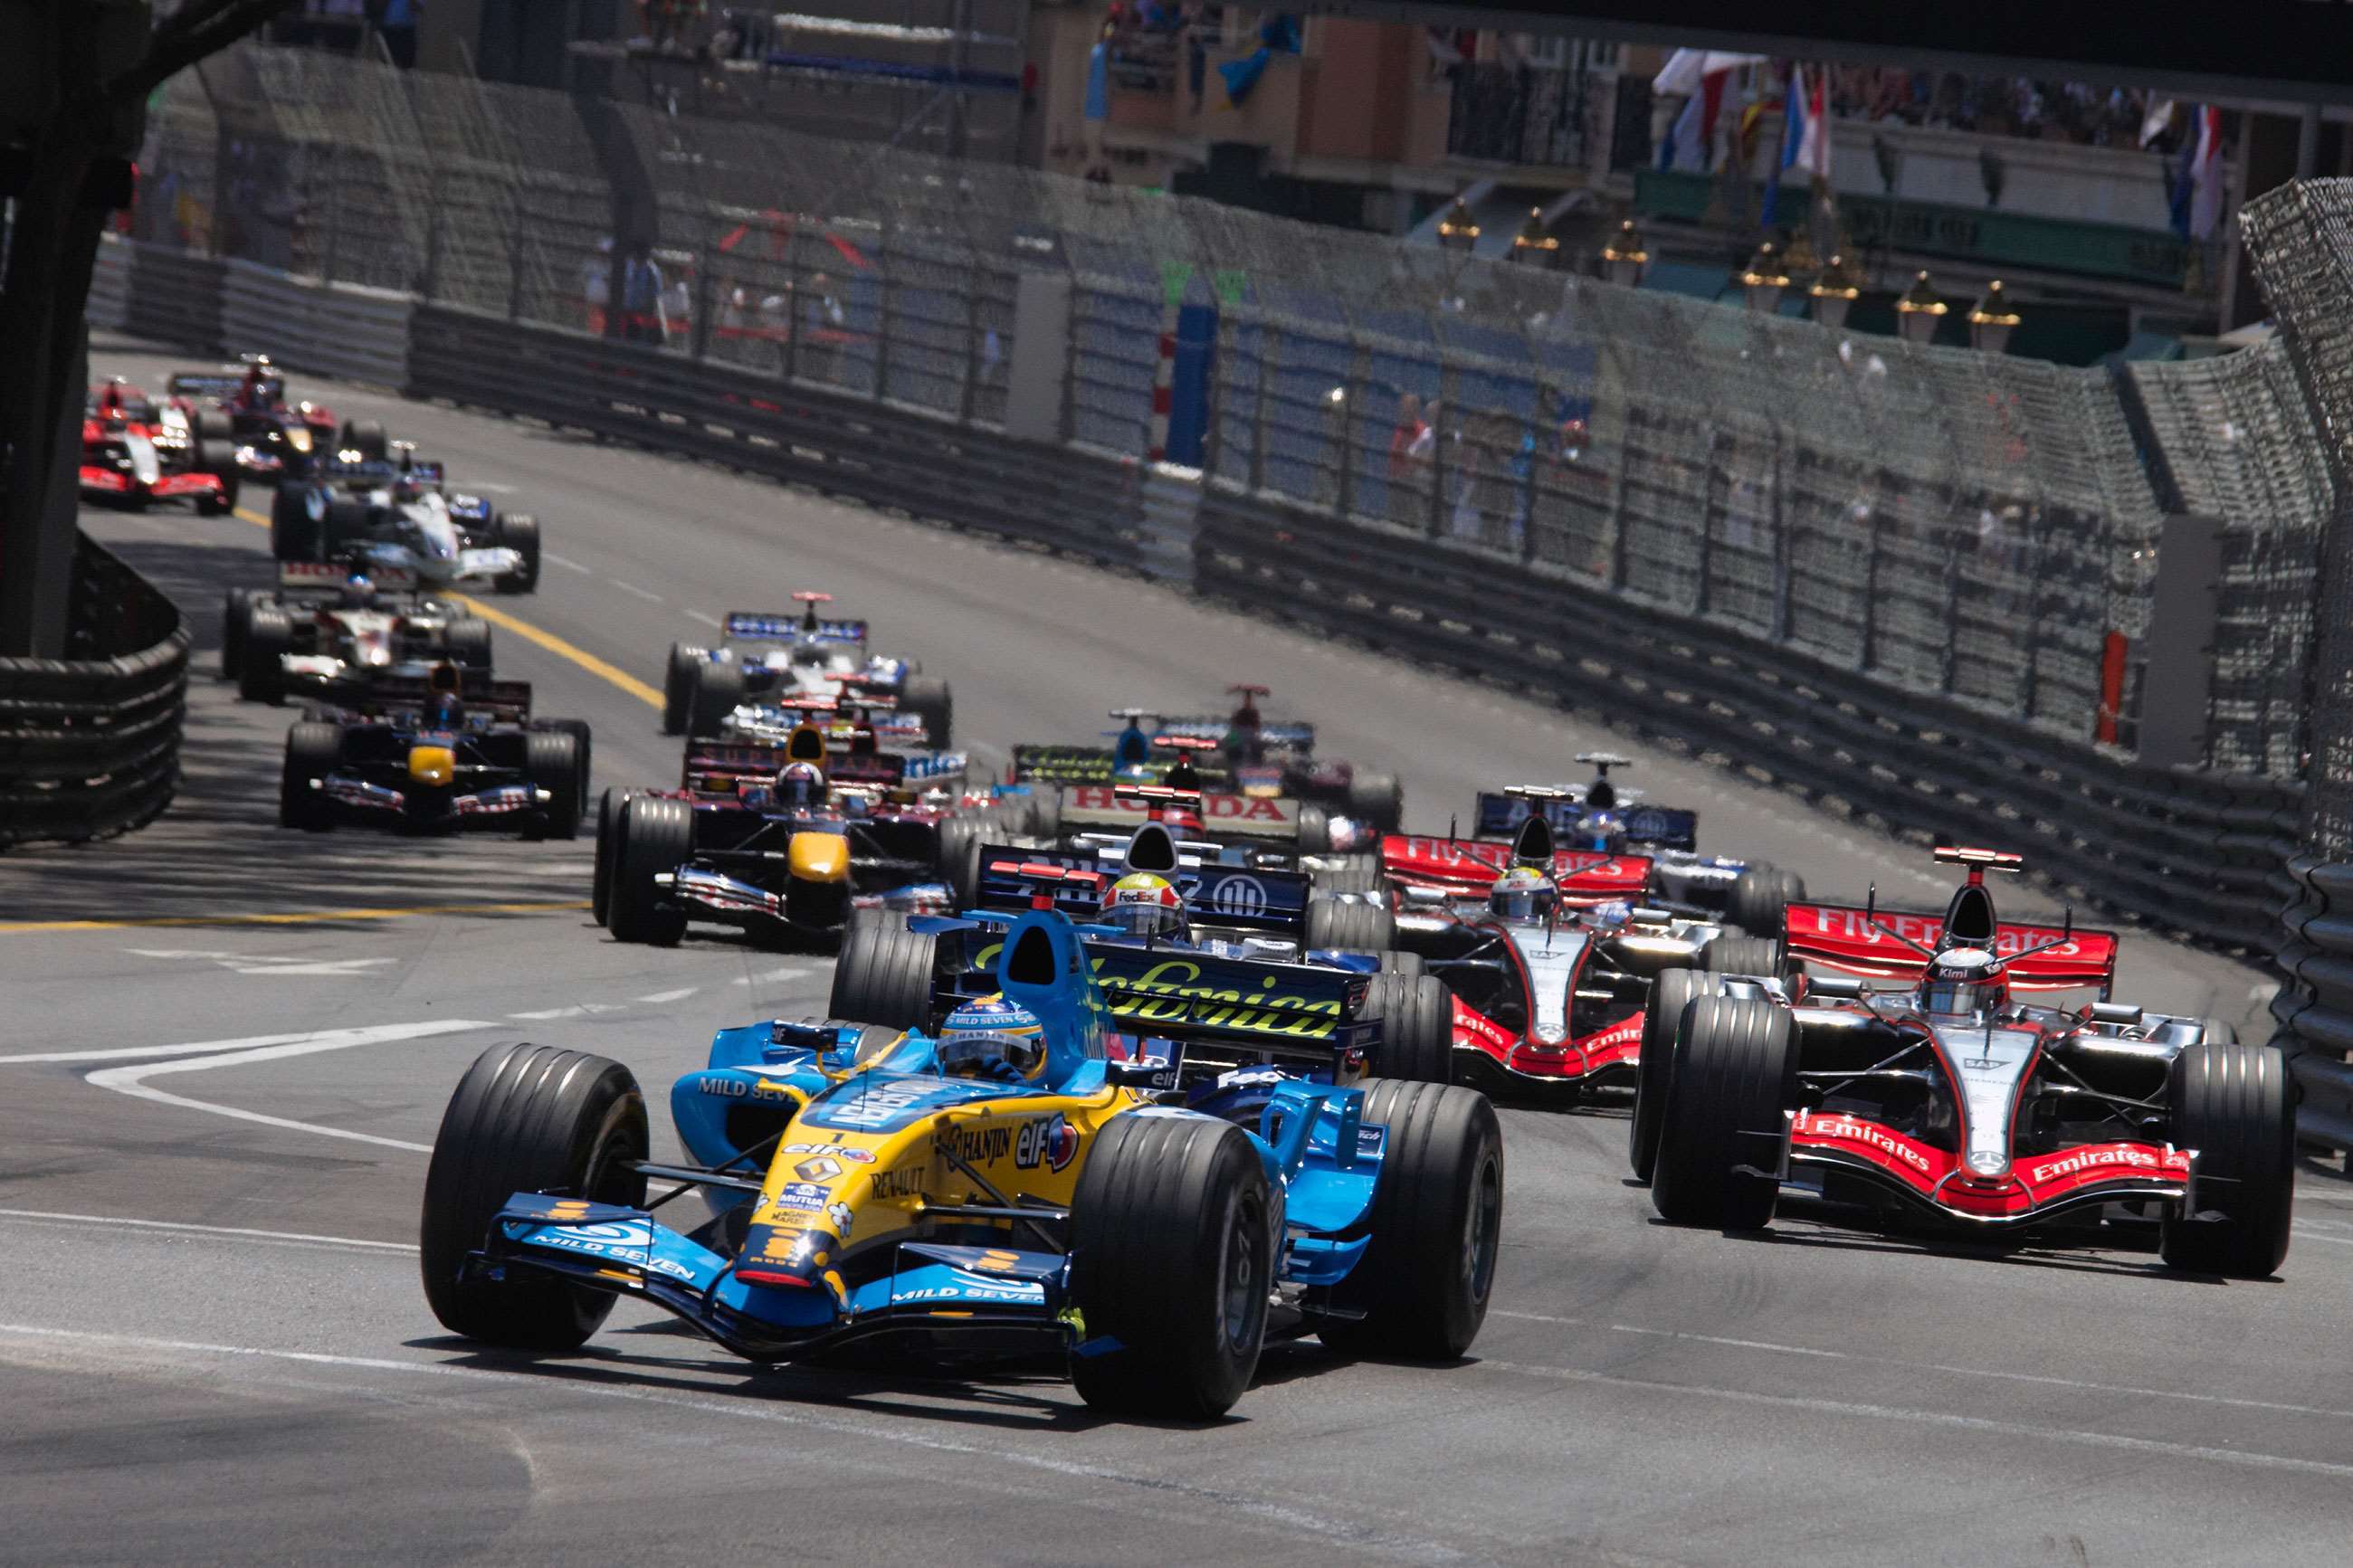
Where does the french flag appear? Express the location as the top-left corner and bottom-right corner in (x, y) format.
(2186, 106), (2224, 240)
(1763, 64), (1830, 225)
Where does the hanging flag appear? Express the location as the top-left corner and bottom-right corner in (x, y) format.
(2139, 100), (2177, 149)
(1653, 50), (1765, 171)
(1796, 64), (1830, 187)
(2186, 106), (2224, 239)
(1763, 63), (1805, 227)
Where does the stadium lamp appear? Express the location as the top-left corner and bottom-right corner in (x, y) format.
(1510, 208), (1561, 270)
(1600, 218), (1648, 288)
(1896, 270), (1948, 346)
(1968, 280), (2022, 355)
(1809, 252), (1862, 329)
(1739, 242), (1790, 315)
(1438, 197), (1481, 255)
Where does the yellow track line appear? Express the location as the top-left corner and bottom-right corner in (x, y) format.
(232, 507), (661, 708)
(0, 899), (591, 935)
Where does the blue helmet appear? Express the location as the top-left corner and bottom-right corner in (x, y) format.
(937, 996), (1048, 1083)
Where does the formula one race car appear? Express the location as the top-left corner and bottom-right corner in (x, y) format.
(598, 718), (988, 946)
(418, 898), (1502, 1416)
(1633, 845), (2293, 1278)
(662, 593), (953, 745)
(1390, 812), (1769, 1099)
(279, 663), (587, 837)
(1008, 686), (1405, 833)
(164, 355), (375, 482)
(269, 443), (539, 593)
(1377, 759), (1805, 935)
(78, 378), (238, 515)
(221, 563), (492, 706)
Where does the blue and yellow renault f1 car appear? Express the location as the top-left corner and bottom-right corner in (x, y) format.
(418, 901), (1503, 1418)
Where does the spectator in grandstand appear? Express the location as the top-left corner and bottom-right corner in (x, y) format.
(801, 272), (845, 383)
(1386, 392), (1429, 525)
(621, 245), (665, 345)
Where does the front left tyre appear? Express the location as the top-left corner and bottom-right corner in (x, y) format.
(606, 796), (693, 946)
(418, 1042), (649, 1350)
(280, 721), (342, 832)
(495, 512), (541, 594)
(524, 728), (582, 841)
(1650, 996), (1796, 1231)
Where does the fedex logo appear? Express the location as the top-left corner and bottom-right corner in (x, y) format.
(1067, 786), (1294, 823)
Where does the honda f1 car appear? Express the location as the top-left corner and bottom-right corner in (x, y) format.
(1632, 845), (2292, 1278)
(222, 563), (492, 706)
(79, 378), (237, 515)
(164, 355), (376, 482)
(418, 899), (1502, 1417)
(280, 664), (587, 838)
(662, 592), (953, 745)
(269, 444), (540, 593)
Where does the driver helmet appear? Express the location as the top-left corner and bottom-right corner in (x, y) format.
(1490, 864), (1558, 923)
(389, 474), (428, 506)
(1100, 871), (1187, 943)
(936, 996), (1048, 1083)
(339, 572), (376, 611)
(774, 760), (825, 810)
(1576, 809), (1626, 854)
(98, 378), (129, 417)
(1921, 947), (2006, 1019)
(423, 689), (463, 730)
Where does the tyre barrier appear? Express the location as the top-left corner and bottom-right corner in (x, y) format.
(0, 534), (188, 848)
(2271, 857), (2353, 1150)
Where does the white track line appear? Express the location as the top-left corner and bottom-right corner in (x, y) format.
(84, 1020), (496, 1154)
(635, 987), (699, 1003)
(507, 1003), (623, 1022)
(609, 579), (662, 603)
(682, 609), (722, 629)
(0, 1031), (339, 1067)
(541, 550), (594, 575)
(0, 1209), (417, 1253)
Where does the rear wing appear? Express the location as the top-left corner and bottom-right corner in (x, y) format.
(1783, 901), (2120, 993)
(164, 372), (243, 401)
(318, 456), (444, 489)
(1008, 742), (1234, 788)
(1470, 789), (1693, 851)
(1378, 834), (1651, 906)
(724, 612), (867, 645)
(1057, 784), (1302, 840)
(971, 846), (1311, 934)
(277, 560), (419, 594)
(1157, 716), (1317, 749)
(357, 671), (532, 722)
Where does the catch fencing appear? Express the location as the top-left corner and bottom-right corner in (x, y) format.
(116, 43), (2353, 1144)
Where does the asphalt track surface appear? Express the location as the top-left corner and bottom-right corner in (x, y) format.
(1, 335), (2339, 1566)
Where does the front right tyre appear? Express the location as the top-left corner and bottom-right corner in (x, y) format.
(2160, 1040), (2295, 1278)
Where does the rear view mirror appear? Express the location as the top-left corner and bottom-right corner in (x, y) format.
(1805, 974), (1865, 1000)
(2089, 1002), (2144, 1026)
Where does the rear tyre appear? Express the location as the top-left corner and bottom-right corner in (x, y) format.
(443, 618), (493, 670)
(269, 485), (319, 561)
(662, 643), (704, 736)
(494, 512), (541, 594)
(828, 912), (943, 1031)
(1362, 970), (1453, 1084)
(1378, 951), (1424, 978)
(280, 721), (342, 832)
(687, 658), (746, 736)
(1700, 934), (1782, 977)
(1294, 803), (1334, 854)
(418, 1041), (649, 1351)
(1650, 996), (1796, 1231)
(1069, 1115), (1273, 1419)
(607, 796), (692, 946)
(1630, 968), (1723, 1183)
(592, 787), (632, 927)
(2160, 1041), (2295, 1278)
(240, 609), (291, 704)
(220, 588), (261, 680)
(901, 674), (953, 749)
(1024, 788), (1062, 841)
(1345, 769), (1404, 834)
(524, 729), (582, 841)
(1310, 854), (1385, 897)
(1729, 865), (1805, 938)
(1304, 893), (1395, 955)
(343, 419), (389, 461)
(938, 813), (988, 909)
(194, 407), (233, 442)
(1319, 1079), (1502, 1360)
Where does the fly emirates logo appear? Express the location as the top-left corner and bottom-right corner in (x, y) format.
(1795, 1110), (1934, 1174)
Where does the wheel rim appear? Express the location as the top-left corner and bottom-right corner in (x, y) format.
(1217, 1185), (1269, 1351)
(1463, 1151), (1501, 1302)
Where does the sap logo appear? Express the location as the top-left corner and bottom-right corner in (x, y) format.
(1016, 1113), (1079, 1174)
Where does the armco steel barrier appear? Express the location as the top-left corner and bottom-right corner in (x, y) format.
(123, 243), (224, 353)
(0, 535), (189, 848)
(219, 258), (413, 387)
(405, 306), (1146, 571)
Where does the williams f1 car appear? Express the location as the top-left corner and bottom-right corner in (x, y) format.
(222, 563), (492, 706)
(280, 664), (588, 838)
(418, 899), (1502, 1416)
(1632, 845), (2292, 1278)
(662, 593), (952, 745)
(269, 444), (540, 593)
(79, 378), (237, 515)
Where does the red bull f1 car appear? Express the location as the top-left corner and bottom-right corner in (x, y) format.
(418, 898), (1501, 1417)
(662, 592), (953, 745)
(1632, 845), (2292, 1278)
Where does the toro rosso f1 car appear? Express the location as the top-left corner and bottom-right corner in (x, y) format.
(1633, 845), (2293, 1278)
(164, 355), (374, 482)
(662, 593), (953, 745)
(1392, 811), (1773, 1099)
(79, 379), (237, 515)
(222, 564), (492, 706)
(270, 445), (540, 594)
(419, 898), (1501, 1417)
(280, 664), (588, 838)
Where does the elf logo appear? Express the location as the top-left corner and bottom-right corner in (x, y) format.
(1016, 1112), (1079, 1174)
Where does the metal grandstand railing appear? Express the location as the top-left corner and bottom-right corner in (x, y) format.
(126, 42), (2341, 785)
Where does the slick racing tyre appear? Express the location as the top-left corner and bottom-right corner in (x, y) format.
(2160, 1041), (2295, 1278)
(1294, 803), (1334, 854)
(1318, 1079), (1502, 1361)
(320, 498), (371, 557)
(1729, 865), (1806, 938)
(829, 912), (942, 1031)
(418, 1041), (650, 1351)
(592, 788), (633, 927)
(195, 406), (234, 443)
(1650, 997), (1796, 1231)
(538, 717), (593, 808)
(1362, 969), (1453, 1085)
(269, 484), (319, 561)
(1630, 968), (1724, 1183)
(220, 587), (262, 680)
(1310, 853), (1385, 897)
(1700, 934), (1783, 977)
(239, 608), (292, 704)
(900, 674), (954, 749)
(443, 617), (493, 670)
(1378, 951), (1424, 977)
(1345, 769), (1404, 834)
(524, 729), (582, 841)
(193, 440), (235, 514)
(1069, 1114), (1274, 1419)
(662, 644), (704, 736)
(607, 796), (692, 946)
(687, 658), (746, 737)
(1023, 787), (1062, 841)
(494, 512), (541, 594)
(280, 721), (342, 832)
(1304, 892), (1395, 955)
(938, 813), (988, 910)
(342, 419), (388, 461)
